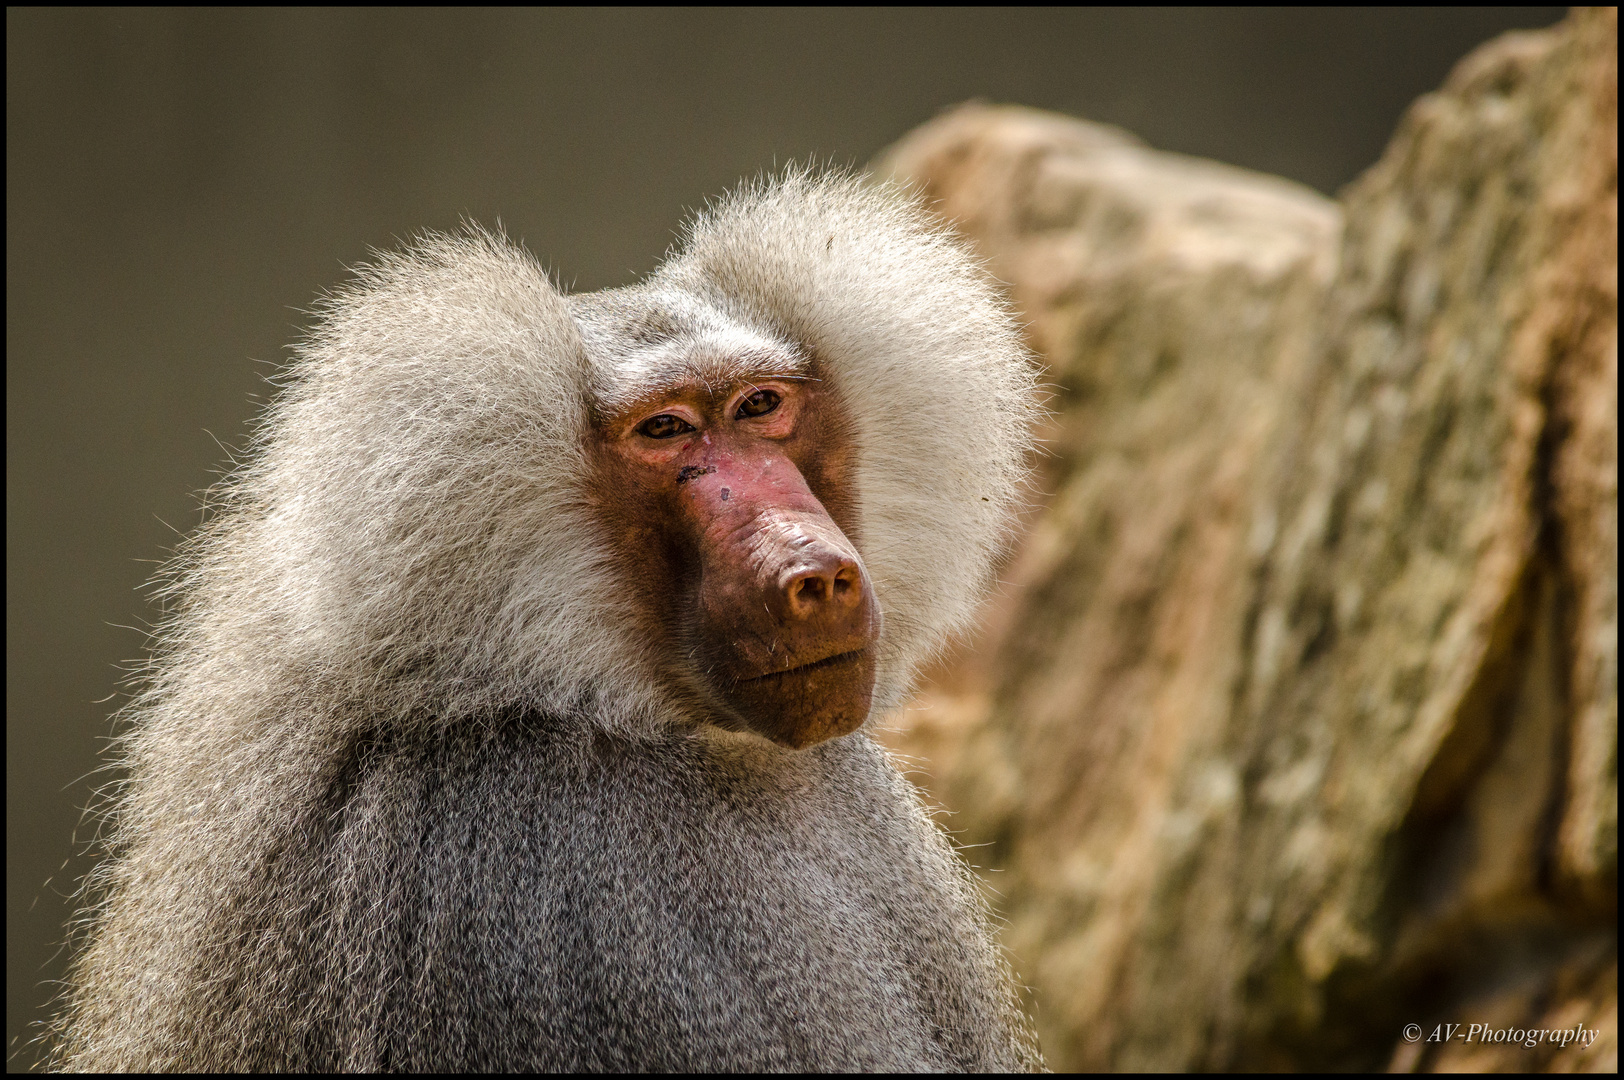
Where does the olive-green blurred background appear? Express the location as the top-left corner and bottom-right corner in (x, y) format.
(6, 8), (1566, 1068)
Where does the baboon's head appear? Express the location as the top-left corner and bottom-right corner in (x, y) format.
(240, 173), (1035, 744)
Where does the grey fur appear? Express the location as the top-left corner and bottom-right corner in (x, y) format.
(51, 171), (1043, 1071)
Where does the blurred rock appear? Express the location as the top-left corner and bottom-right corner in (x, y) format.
(874, 7), (1615, 1072)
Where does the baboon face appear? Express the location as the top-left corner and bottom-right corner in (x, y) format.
(591, 367), (879, 749)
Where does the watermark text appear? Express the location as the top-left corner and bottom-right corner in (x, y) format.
(1400, 1022), (1600, 1049)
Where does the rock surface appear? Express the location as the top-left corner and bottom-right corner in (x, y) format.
(874, 8), (1615, 1071)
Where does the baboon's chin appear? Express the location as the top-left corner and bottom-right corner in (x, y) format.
(717, 649), (876, 750)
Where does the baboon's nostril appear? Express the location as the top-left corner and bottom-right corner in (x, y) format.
(784, 555), (863, 618)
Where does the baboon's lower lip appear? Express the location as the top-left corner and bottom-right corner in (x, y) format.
(744, 648), (867, 682)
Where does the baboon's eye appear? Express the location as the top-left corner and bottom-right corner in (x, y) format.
(637, 414), (695, 439)
(736, 388), (782, 419)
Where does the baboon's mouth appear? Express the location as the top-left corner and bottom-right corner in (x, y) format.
(743, 648), (868, 682)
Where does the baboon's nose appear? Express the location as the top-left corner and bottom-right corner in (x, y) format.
(782, 553), (864, 619)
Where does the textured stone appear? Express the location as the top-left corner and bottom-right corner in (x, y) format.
(875, 8), (1615, 1071)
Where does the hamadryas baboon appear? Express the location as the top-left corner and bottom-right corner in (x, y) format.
(52, 171), (1043, 1072)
